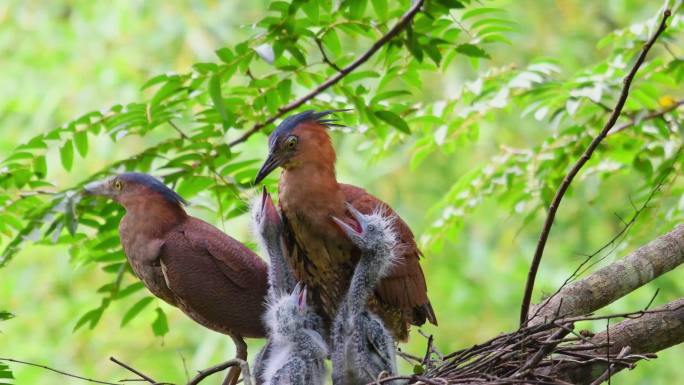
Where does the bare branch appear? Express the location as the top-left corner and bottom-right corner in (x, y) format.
(228, 0), (425, 147)
(609, 99), (684, 136)
(186, 359), (252, 385)
(519, 8), (672, 326)
(110, 357), (160, 385)
(0, 357), (119, 385)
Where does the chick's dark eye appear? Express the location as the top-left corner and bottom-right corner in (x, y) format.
(367, 224), (376, 232)
(285, 136), (298, 149)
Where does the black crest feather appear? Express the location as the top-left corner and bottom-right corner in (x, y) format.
(269, 109), (350, 147)
(119, 172), (187, 207)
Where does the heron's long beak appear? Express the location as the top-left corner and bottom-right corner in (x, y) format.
(255, 152), (283, 184)
(83, 179), (112, 197)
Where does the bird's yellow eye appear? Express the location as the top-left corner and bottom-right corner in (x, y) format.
(285, 135), (298, 150)
(114, 180), (123, 190)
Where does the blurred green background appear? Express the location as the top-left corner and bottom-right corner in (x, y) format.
(0, 1), (681, 384)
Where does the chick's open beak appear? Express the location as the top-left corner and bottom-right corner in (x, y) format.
(332, 203), (366, 236)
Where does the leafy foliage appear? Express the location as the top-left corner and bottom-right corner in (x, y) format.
(0, 0), (511, 333)
(420, 7), (684, 249)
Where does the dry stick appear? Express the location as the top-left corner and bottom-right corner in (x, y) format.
(228, 0), (425, 147)
(109, 357), (160, 385)
(0, 357), (119, 385)
(513, 326), (573, 378)
(186, 359), (252, 385)
(518, 8), (672, 326)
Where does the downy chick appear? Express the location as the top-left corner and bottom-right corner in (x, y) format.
(262, 283), (328, 385)
(331, 204), (400, 385)
(252, 186), (297, 300)
(251, 187), (324, 384)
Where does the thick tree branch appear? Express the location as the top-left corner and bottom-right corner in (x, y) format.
(228, 0), (424, 147)
(519, 8), (672, 326)
(545, 297), (684, 384)
(529, 224), (684, 324)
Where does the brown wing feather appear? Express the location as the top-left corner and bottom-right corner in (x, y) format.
(159, 217), (268, 337)
(340, 183), (437, 326)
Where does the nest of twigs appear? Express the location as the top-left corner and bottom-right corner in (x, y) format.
(386, 315), (656, 385)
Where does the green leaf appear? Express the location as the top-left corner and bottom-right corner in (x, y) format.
(0, 311), (14, 321)
(74, 130), (88, 157)
(371, 0), (388, 19)
(114, 282), (145, 300)
(0, 362), (13, 380)
(209, 73), (234, 130)
(286, 45), (307, 65)
(347, 0), (367, 19)
(121, 297), (154, 327)
(406, 26), (423, 62)
(33, 155), (47, 177)
(277, 79), (292, 103)
(375, 110), (411, 134)
(176, 176), (214, 198)
(301, 1), (319, 22)
(73, 304), (107, 331)
(151, 79), (182, 106)
(436, 0), (464, 9)
(456, 43), (490, 59)
(215, 47), (234, 63)
(462, 7), (505, 21)
(60, 140), (74, 171)
(151, 307), (169, 337)
(322, 29), (342, 57)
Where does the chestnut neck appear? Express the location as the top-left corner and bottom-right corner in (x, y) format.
(119, 194), (187, 238)
(278, 126), (350, 237)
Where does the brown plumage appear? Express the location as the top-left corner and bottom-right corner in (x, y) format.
(85, 172), (268, 385)
(255, 111), (436, 341)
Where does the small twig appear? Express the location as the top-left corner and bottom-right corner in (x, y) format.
(109, 357), (159, 385)
(315, 37), (343, 72)
(609, 99), (684, 136)
(228, 0), (424, 147)
(0, 357), (119, 385)
(589, 346), (631, 385)
(186, 359), (251, 385)
(519, 8), (672, 326)
(179, 352), (190, 382)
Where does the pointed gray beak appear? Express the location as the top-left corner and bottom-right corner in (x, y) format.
(83, 179), (112, 197)
(255, 152), (283, 185)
